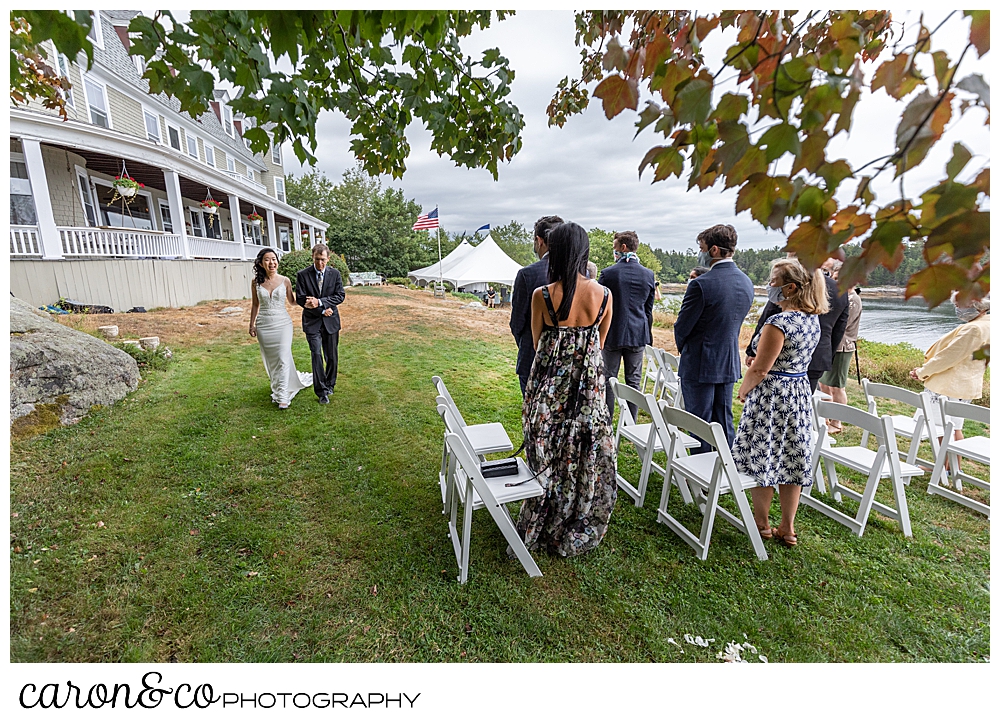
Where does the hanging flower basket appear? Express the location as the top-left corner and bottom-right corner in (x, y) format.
(112, 175), (143, 198)
(201, 199), (221, 214)
(247, 212), (264, 226)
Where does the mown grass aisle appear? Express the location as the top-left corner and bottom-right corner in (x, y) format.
(10, 288), (989, 662)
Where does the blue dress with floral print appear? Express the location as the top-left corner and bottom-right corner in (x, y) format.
(517, 286), (618, 557)
(733, 310), (820, 487)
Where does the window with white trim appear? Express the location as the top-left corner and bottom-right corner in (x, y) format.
(274, 177), (285, 203)
(159, 201), (173, 233)
(143, 109), (160, 142)
(205, 144), (215, 167)
(227, 156), (236, 173)
(56, 54), (74, 107)
(83, 75), (109, 128)
(167, 125), (181, 151)
(75, 170), (97, 227)
(223, 105), (234, 137)
(86, 11), (104, 49)
(247, 168), (255, 182)
(271, 141), (281, 165)
(10, 158), (38, 225)
(186, 134), (198, 158)
(189, 209), (204, 237)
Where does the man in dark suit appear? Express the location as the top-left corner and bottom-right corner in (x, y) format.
(674, 224), (754, 453)
(598, 230), (656, 417)
(296, 243), (345, 404)
(509, 215), (563, 394)
(746, 256), (849, 393)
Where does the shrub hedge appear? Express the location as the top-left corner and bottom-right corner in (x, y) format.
(278, 250), (352, 291)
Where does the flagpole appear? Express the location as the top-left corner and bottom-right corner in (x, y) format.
(436, 205), (442, 295)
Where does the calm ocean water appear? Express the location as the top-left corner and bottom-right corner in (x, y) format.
(661, 292), (965, 351)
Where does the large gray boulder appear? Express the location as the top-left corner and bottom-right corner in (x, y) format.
(10, 297), (140, 424)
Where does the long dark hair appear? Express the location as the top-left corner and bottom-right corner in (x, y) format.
(546, 222), (590, 321)
(253, 248), (279, 285)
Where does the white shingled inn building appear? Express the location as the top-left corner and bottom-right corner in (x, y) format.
(9, 10), (328, 310)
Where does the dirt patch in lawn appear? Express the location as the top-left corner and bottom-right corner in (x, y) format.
(50, 285), (726, 354)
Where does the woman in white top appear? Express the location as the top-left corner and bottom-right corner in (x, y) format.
(249, 249), (312, 409)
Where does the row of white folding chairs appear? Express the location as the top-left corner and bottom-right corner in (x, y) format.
(859, 380), (990, 516)
(432, 376), (513, 508)
(611, 378), (769, 561)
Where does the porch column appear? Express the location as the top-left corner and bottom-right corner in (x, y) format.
(228, 193), (246, 260)
(20, 138), (63, 259)
(292, 218), (302, 251)
(163, 170), (191, 259)
(265, 208), (277, 250)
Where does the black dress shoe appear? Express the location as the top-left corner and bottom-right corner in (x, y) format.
(318, 395), (329, 405)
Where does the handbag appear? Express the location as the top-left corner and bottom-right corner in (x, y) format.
(480, 458), (520, 478)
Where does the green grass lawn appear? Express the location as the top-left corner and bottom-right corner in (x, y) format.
(10, 288), (990, 662)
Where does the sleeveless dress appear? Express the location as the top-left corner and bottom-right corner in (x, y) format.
(733, 310), (820, 487)
(516, 286), (618, 557)
(255, 282), (312, 406)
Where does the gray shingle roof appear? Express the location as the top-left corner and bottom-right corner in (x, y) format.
(91, 10), (266, 170)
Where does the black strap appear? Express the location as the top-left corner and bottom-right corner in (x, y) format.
(541, 286), (560, 328)
(593, 287), (609, 327)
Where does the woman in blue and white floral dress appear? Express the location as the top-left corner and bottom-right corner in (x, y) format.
(733, 258), (829, 547)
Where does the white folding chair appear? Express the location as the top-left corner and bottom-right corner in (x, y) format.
(655, 404), (768, 561)
(927, 399), (990, 517)
(610, 378), (698, 508)
(801, 401), (923, 537)
(654, 349), (684, 409)
(441, 423), (544, 584)
(640, 345), (663, 397)
(862, 379), (941, 471)
(432, 375), (513, 506)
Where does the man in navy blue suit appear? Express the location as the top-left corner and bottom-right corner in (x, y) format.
(674, 224), (754, 453)
(509, 215), (563, 394)
(598, 230), (656, 417)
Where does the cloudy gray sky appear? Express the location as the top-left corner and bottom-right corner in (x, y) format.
(284, 10), (990, 253)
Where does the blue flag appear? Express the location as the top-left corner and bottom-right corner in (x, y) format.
(475, 223), (490, 233)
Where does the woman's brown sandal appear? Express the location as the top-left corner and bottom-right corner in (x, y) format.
(771, 528), (798, 547)
(757, 526), (774, 541)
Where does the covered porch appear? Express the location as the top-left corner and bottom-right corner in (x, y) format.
(10, 129), (326, 263)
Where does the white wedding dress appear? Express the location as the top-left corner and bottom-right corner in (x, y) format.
(255, 282), (312, 405)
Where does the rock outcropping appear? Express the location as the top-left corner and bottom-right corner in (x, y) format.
(10, 297), (140, 424)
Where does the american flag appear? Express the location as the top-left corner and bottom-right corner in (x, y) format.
(412, 208), (439, 231)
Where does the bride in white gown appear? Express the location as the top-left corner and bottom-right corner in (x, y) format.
(249, 249), (312, 409)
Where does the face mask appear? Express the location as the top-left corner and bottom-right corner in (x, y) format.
(955, 305), (981, 323)
(767, 284), (786, 305)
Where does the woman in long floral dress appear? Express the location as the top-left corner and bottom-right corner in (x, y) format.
(517, 222), (618, 557)
(733, 257), (829, 548)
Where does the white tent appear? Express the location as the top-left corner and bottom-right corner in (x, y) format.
(408, 239), (474, 286)
(409, 235), (523, 290)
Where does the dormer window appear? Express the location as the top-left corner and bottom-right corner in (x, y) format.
(223, 106), (234, 138)
(86, 11), (104, 49)
(271, 141), (281, 165)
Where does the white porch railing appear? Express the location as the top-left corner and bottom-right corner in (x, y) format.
(60, 227), (185, 258)
(188, 236), (244, 259)
(223, 170), (268, 193)
(10, 225), (42, 256)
